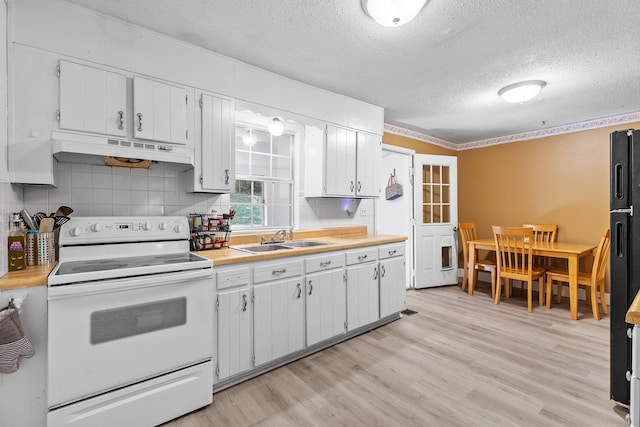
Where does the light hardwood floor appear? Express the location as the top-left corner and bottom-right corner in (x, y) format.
(164, 283), (628, 426)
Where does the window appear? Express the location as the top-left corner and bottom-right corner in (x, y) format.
(231, 125), (293, 229)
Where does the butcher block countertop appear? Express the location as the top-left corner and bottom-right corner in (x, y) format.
(0, 226), (406, 291)
(197, 226), (407, 266)
(627, 291), (640, 325)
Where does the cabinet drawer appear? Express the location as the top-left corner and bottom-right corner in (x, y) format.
(254, 260), (303, 284)
(378, 243), (405, 259)
(305, 252), (344, 273)
(216, 267), (250, 290)
(345, 247), (378, 265)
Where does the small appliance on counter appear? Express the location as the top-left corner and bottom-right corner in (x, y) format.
(189, 210), (235, 250)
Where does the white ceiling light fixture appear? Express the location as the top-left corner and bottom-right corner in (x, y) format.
(242, 128), (257, 147)
(498, 80), (547, 103)
(268, 117), (284, 136)
(361, 0), (429, 27)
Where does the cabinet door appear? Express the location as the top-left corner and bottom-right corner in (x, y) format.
(133, 77), (188, 144)
(254, 278), (304, 366)
(59, 60), (126, 136)
(201, 93), (235, 192)
(216, 289), (251, 382)
(346, 263), (380, 331)
(356, 131), (382, 197)
(306, 269), (346, 347)
(379, 256), (406, 318)
(133, 76), (155, 140)
(325, 125), (356, 196)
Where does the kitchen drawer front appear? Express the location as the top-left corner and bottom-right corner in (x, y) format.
(216, 267), (250, 290)
(345, 247), (378, 265)
(378, 243), (405, 260)
(253, 260), (303, 284)
(305, 252), (345, 273)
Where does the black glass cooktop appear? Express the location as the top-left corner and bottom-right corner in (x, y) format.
(55, 253), (204, 276)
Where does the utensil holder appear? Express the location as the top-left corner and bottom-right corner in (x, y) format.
(37, 232), (55, 265)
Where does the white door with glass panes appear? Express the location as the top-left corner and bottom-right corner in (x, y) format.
(413, 155), (458, 288)
(232, 117), (294, 228)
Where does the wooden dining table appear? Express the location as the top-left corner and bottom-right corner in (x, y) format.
(467, 238), (597, 320)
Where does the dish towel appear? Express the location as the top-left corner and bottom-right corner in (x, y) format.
(0, 301), (35, 374)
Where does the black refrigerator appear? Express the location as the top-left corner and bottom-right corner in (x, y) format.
(611, 128), (640, 405)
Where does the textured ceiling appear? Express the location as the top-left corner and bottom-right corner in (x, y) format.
(64, 0), (640, 144)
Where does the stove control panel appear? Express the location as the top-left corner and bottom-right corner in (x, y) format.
(58, 216), (191, 245)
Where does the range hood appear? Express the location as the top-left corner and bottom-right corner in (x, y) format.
(50, 131), (195, 170)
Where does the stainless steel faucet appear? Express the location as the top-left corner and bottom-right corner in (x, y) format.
(271, 229), (287, 243)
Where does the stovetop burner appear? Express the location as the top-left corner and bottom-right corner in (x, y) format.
(55, 253), (203, 276)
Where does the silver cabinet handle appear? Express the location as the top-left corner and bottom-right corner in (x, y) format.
(272, 268), (287, 275)
(117, 111), (125, 130)
(358, 254), (368, 262)
(374, 267), (379, 280)
(320, 260), (332, 268)
(296, 283), (302, 299)
(136, 113), (143, 132)
(308, 280), (313, 295)
(224, 169), (230, 185)
(350, 181), (354, 192)
(381, 265), (386, 278)
(241, 294), (247, 312)
(357, 181), (362, 192)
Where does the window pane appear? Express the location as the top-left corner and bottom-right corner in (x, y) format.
(251, 181), (263, 204)
(266, 205), (291, 228)
(252, 129), (271, 154)
(252, 205), (264, 226)
(265, 182), (291, 205)
(272, 156), (291, 179)
(251, 153), (270, 177)
(272, 134), (291, 156)
(236, 151), (250, 175)
(235, 127), (250, 151)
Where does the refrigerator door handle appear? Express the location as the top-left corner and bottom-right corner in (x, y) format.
(612, 207), (633, 215)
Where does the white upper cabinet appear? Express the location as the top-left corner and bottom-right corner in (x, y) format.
(305, 124), (382, 198)
(133, 76), (189, 145)
(185, 92), (235, 193)
(58, 60), (126, 137)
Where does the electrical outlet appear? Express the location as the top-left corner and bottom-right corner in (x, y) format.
(360, 207), (368, 216)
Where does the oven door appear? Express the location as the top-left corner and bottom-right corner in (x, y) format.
(47, 268), (213, 408)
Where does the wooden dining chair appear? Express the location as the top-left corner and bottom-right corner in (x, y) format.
(459, 222), (497, 297)
(492, 226), (546, 313)
(522, 223), (558, 305)
(545, 229), (610, 320)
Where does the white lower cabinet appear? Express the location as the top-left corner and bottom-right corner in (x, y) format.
(305, 261), (346, 346)
(253, 260), (304, 367)
(214, 267), (251, 383)
(378, 243), (407, 318)
(346, 248), (380, 331)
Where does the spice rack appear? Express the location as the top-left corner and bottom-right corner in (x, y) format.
(189, 213), (231, 251)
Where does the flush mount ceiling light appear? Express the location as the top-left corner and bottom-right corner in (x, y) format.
(361, 0), (428, 27)
(498, 80), (547, 103)
(268, 117), (284, 136)
(242, 129), (257, 147)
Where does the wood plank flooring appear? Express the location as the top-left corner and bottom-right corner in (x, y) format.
(163, 283), (628, 427)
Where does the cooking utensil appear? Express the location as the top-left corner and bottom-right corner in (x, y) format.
(55, 206), (73, 217)
(19, 209), (37, 230)
(53, 216), (70, 229)
(33, 212), (47, 229)
(39, 217), (54, 233)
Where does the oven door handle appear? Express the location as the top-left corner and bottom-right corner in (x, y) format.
(48, 268), (213, 300)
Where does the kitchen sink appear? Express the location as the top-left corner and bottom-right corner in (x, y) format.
(233, 244), (293, 253)
(282, 240), (331, 248)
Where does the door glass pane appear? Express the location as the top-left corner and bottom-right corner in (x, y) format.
(433, 205), (441, 223)
(441, 166), (450, 184)
(423, 185), (431, 203)
(433, 185), (441, 204)
(433, 166), (441, 184)
(423, 204), (431, 224)
(442, 186), (450, 204)
(423, 165), (431, 183)
(442, 205), (450, 223)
